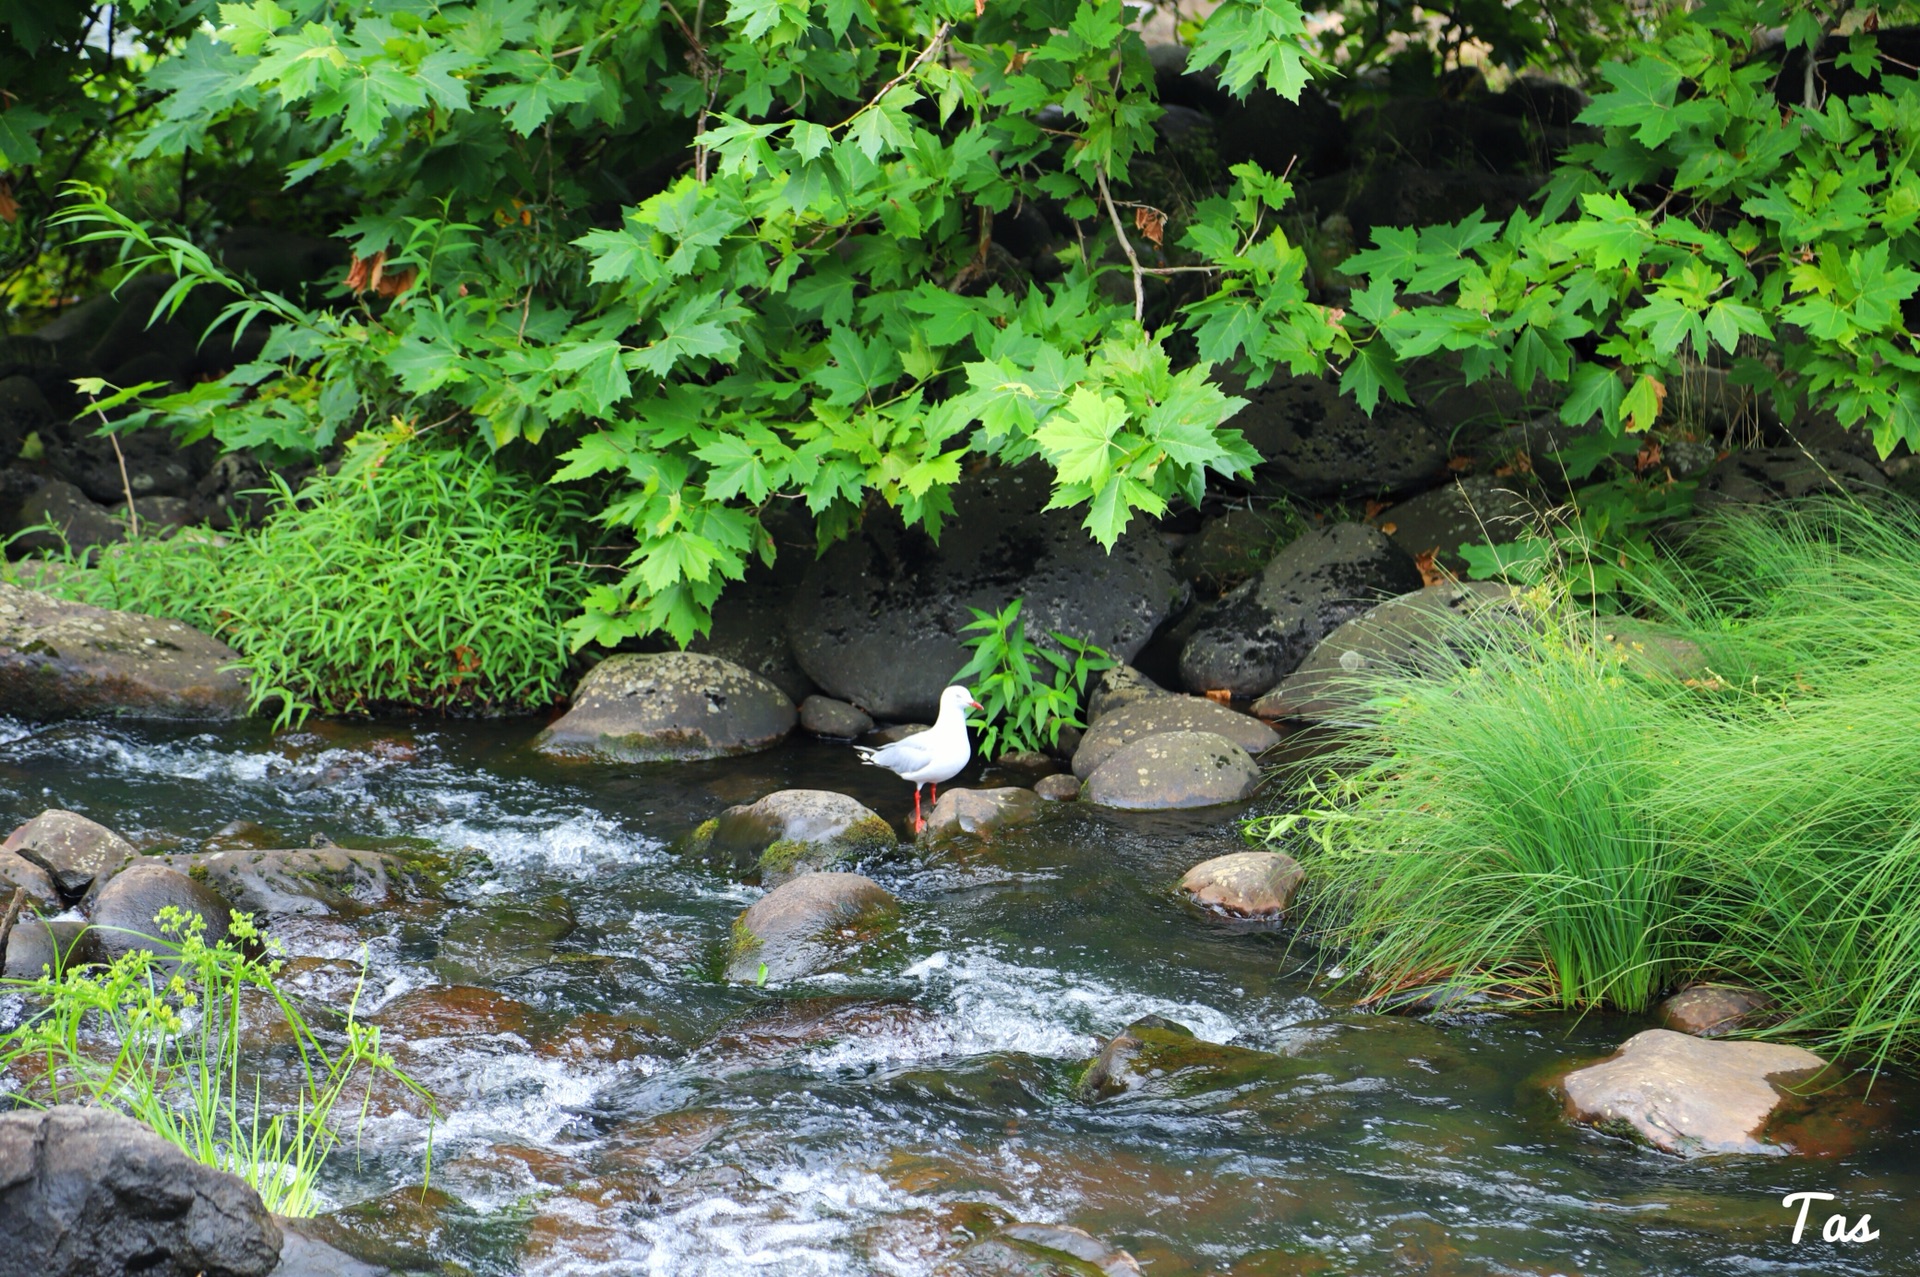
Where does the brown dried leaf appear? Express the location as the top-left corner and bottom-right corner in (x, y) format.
(1414, 548), (1448, 588)
(1133, 205), (1165, 247)
(1204, 688), (1232, 705)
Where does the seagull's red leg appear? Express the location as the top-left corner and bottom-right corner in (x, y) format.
(914, 786), (923, 833)
(931, 782), (938, 805)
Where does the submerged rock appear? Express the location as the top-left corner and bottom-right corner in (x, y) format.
(1252, 581), (1524, 722)
(1178, 523), (1425, 698)
(1177, 850), (1304, 919)
(920, 787), (1042, 844)
(1081, 731), (1262, 810)
(785, 467), (1178, 720)
(726, 871), (899, 983)
(1078, 1015), (1280, 1101)
(1560, 1028), (1830, 1157)
(87, 862), (235, 964)
(434, 893), (576, 983)
(1657, 985), (1774, 1039)
(687, 789), (896, 887)
(1071, 695), (1280, 779)
(161, 846), (411, 917)
(0, 582), (248, 721)
(956, 1221), (1144, 1275)
(535, 651), (796, 762)
(0, 1105), (284, 1277)
(5, 809), (135, 900)
(798, 694), (874, 739)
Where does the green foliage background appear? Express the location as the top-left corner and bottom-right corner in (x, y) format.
(7, 0), (1920, 656)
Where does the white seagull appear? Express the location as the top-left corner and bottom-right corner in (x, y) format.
(853, 684), (983, 833)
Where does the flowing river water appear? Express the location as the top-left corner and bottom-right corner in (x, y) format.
(2, 714), (1915, 1275)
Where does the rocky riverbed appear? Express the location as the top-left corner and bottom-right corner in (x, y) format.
(2, 714), (1916, 1275)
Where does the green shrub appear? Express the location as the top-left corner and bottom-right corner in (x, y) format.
(951, 598), (1113, 757)
(24, 429), (593, 726)
(0, 906), (434, 1216)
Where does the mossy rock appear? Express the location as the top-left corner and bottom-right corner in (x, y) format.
(533, 651), (795, 762)
(693, 790), (896, 887)
(724, 872), (899, 983)
(1077, 1015), (1284, 1101)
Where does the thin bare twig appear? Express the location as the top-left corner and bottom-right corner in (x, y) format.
(838, 22), (955, 134)
(1095, 166), (1145, 322)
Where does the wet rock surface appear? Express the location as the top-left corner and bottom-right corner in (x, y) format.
(955, 1222), (1144, 1275)
(1693, 447), (1888, 515)
(87, 861), (235, 963)
(1227, 372), (1448, 498)
(785, 468), (1178, 720)
(1179, 523), (1424, 698)
(535, 651), (796, 762)
(1083, 663), (1165, 725)
(1033, 773), (1081, 802)
(919, 786), (1042, 844)
(5, 808), (135, 899)
(1560, 1029), (1832, 1157)
(687, 788), (896, 886)
(159, 846), (410, 917)
(1177, 850), (1304, 919)
(1080, 730), (1261, 810)
(0, 582), (248, 720)
(1252, 581), (1524, 721)
(1373, 477), (1534, 576)
(0, 1105), (284, 1277)
(1072, 695), (1280, 779)
(0, 845), (61, 912)
(1, 916), (93, 979)
(726, 871), (899, 982)
(1658, 985), (1774, 1039)
(1079, 1015), (1281, 1101)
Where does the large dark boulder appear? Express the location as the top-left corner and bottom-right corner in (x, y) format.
(785, 467), (1179, 720)
(1252, 581), (1524, 722)
(0, 584), (249, 720)
(1225, 373), (1448, 499)
(1179, 523), (1424, 697)
(6, 479), (125, 559)
(88, 862), (235, 964)
(534, 652), (795, 762)
(1693, 447), (1888, 516)
(1374, 477), (1534, 577)
(0, 1105), (283, 1277)
(0, 375), (53, 464)
(158, 847), (410, 918)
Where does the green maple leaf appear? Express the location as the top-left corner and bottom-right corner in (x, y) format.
(1579, 57), (1684, 148)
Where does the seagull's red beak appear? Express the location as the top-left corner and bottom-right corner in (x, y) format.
(969, 700), (984, 711)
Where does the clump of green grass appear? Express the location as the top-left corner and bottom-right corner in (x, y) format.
(14, 429), (593, 726)
(1258, 496), (1920, 1071)
(0, 906), (434, 1215)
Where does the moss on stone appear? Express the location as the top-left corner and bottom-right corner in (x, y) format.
(685, 819), (719, 857)
(844, 814), (896, 853)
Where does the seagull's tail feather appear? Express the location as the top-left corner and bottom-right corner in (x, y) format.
(851, 745), (881, 765)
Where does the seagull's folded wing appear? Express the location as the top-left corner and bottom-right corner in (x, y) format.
(868, 737), (934, 774)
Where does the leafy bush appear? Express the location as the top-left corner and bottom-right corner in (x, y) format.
(951, 598), (1113, 757)
(1257, 498), (1920, 1069)
(0, 905), (433, 1216)
(27, 429), (592, 725)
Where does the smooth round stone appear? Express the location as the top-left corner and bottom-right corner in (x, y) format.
(688, 789), (895, 887)
(534, 652), (795, 762)
(1080, 731), (1261, 810)
(87, 862), (234, 964)
(726, 872), (899, 983)
(3, 809), (135, 899)
(1072, 695), (1280, 779)
(1033, 773), (1081, 802)
(1177, 850), (1304, 918)
(919, 787), (1041, 844)
(1658, 985), (1772, 1038)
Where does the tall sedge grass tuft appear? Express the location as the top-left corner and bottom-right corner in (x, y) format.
(1257, 496), (1920, 1069)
